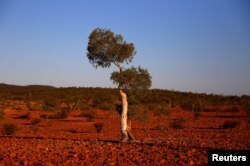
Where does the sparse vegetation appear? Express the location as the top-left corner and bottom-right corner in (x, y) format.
(0, 83), (248, 165)
(170, 119), (185, 129)
(155, 125), (167, 131)
(94, 122), (104, 133)
(0, 84), (249, 114)
(50, 110), (69, 119)
(220, 120), (240, 129)
(30, 126), (39, 134)
(81, 110), (96, 121)
(128, 105), (150, 122)
(17, 112), (31, 119)
(2, 123), (17, 135)
(152, 104), (170, 116)
(30, 118), (41, 125)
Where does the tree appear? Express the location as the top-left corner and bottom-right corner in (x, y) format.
(86, 28), (151, 142)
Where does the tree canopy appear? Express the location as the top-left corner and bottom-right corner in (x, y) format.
(86, 28), (151, 90)
(110, 66), (151, 89)
(87, 28), (136, 68)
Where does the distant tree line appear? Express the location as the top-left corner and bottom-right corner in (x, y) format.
(0, 83), (250, 114)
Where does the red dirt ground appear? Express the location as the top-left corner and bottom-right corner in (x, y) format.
(0, 105), (249, 165)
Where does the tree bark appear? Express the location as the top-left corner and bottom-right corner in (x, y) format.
(119, 89), (129, 142)
(119, 89), (135, 142)
(116, 63), (135, 142)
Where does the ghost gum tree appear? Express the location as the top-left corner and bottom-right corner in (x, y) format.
(86, 28), (151, 142)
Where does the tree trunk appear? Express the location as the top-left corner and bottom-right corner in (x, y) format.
(119, 90), (128, 142)
(119, 90), (135, 142)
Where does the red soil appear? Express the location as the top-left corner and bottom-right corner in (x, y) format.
(0, 106), (249, 165)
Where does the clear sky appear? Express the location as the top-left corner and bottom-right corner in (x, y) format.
(0, 0), (249, 96)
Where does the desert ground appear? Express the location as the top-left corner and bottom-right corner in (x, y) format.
(0, 100), (249, 166)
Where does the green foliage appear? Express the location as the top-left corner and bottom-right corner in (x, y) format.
(2, 123), (17, 135)
(94, 122), (104, 133)
(78, 102), (92, 111)
(155, 107), (170, 116)
(128, 105), (150, 122)
(220, 121), (239, 129)
(1, 84), (250, 115)
(87, 28), (136, 68)
(43, 97), (56, 111)
(98, 101), (115, 111)
(110, 66), (152, 89)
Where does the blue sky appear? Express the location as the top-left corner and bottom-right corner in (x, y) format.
(0, 0), (249, 95)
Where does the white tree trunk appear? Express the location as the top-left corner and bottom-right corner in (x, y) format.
(119, 90), (129, 142)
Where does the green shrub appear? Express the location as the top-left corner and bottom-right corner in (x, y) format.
(220, 121), (239, 129)
(128, 105), (150, 122)
(170, 119), (185, 129)
(78, 102), (92, 111)
(154, 106), (170, 116)
(43, 97), (56, 111)
(30, 118), (41, 125)
(99, 102), (114, 111)
(43, 105), (55, 112)
(94, 122), (104, 133)
(2, 123), (17, 135)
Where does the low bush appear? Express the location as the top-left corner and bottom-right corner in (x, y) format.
(30, 126), (39, 134)
(170, 119), (185, 129)
(128, 105), (150, 122)
(94, 122), (104, 133)
(50, 110), (68, 119)
(155, 125), (167, 131)
(2, 123), (17, 135)
(78, 102), (92, 111)
(40, 114), (49, 119)
(81, 110), (96, 121)
(220, 121), (239, 129)
(17, 112), (31, 119)
(154, 106), (170, 116)
(30, 118), (41, 125)
(99, 102), (114, 111)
